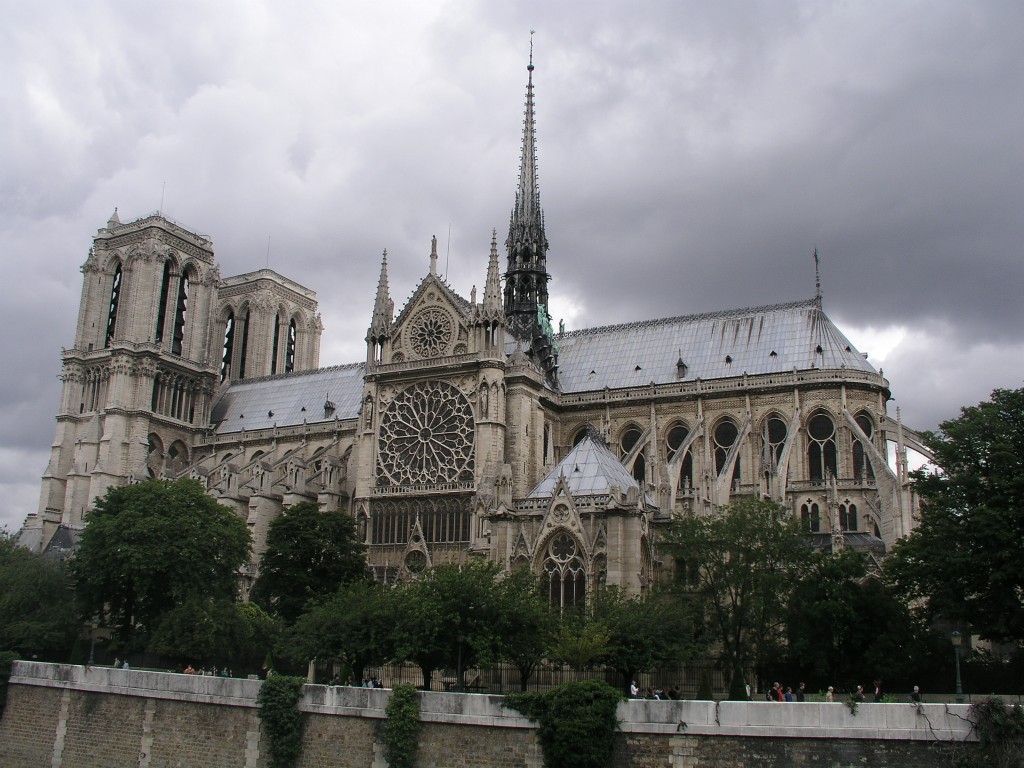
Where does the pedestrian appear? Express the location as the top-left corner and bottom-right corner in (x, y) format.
(630, 680), (639, 698)
(854, 685), (865, 702)
(825, 686), (835, 702)
(113, 657), (121, 669)
(784, 686), (794, 702)
(121, 660), (129, 670)
(910, 685), (921, 703)
(873, 680), (883, 702)
(796, 682), (806, 702)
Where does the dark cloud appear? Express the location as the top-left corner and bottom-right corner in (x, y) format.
(2, 0), (1022, 533)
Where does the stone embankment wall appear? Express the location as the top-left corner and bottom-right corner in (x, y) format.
(0, 662), (977, 767)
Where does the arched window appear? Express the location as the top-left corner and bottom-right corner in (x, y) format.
(714, 418), (741, 483)
(839, 502), (858, 531)
(104, 264), (122, 348)
(572, 427), (591, 447)
(807, 411), (837, 482)
(543, 532), (586, 611)
(286, 318), (297, 372)
(155, 260), (173, 344)
(171, 268), (190, 356)
(762, 414), (788, 470)
(271, 314), (281, 374)
(853, 412), (875, 482)
(801, 502), (821, 533)
(666, 421), (693, 491)
(220, 311), (235, 382)
(620, 425), (646, 483)
(238, 309), (250, 379)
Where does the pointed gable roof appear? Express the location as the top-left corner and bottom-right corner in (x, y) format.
(528, 435), (640, 499)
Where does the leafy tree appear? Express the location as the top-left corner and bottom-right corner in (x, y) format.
(391, 560), (505, 690)
(285, 579), (393, 684)
(72, 479), (251, 651)
(547, 613), (610, 673)
(250, 501), (367, 623)
(0, 533), (78, 660)
(662, 497), (812, 684)
(592, 586), (699, 693)
(148, 597), (248, 667)
(885, 388), (1024, 642)
(494, 568), (557, 690)
(787, 549), (945, 689)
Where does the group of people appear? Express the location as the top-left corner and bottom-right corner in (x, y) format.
(767, 682), (807, 701)
(629, 681), (682, 700)
(182, 664), (233, 677)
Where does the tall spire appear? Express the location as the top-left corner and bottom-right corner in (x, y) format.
(483, 229), (503, 316)
(369, 249), (392, 341)
(504, 33), (556, 386)
(814, 247), (822, 309)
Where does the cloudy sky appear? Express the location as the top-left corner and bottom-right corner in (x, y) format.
(2, 1), (1023, 534)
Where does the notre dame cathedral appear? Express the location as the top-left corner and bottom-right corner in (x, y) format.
(21, 57), (927, 605)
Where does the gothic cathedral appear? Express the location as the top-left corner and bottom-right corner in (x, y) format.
(22, 58), (928, 605)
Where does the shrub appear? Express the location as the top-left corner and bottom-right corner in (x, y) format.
(505, 679), (625, 768)
(257, 675), (306, 768)
(381, 684), (421, 768)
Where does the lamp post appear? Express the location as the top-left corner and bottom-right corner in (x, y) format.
(951, 630), (964, 704)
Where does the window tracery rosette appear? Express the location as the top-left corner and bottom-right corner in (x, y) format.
(376, 380), (475, 488)
(407, 307), (454, 359)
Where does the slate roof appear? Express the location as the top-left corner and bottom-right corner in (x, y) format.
(211, 362), (365, 434)
(554, 299), (875, 393)
(210, 299), (875, 434)
(528, 435), (645, 500)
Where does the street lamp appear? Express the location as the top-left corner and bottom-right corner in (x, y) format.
(951, 630), (964, 704)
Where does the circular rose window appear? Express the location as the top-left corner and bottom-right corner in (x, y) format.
(408, 307), (453, 358)
(377, 380), (475, 487)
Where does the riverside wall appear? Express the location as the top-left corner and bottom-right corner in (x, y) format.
(0, 662), (978, 767)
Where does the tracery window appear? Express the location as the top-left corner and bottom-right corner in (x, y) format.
(543, 532), (586, 611)
(714, 418), (741, 483)
(762, 414), (788, 470)
(271, 314), (281, 374)
(377, 380), (475, 488)
(801, 502), (821, 533)
(105, 264), (122, 348)
(807, 411), (837, 482)
(620, 425), (646, 483)
(286, 318), (297, 372)
(371, 496), (471, 545)
(853, 412), (875, 482)
(666, 421), (693, 491)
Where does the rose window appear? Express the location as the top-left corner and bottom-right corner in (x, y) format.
(377, 380), (475, 487)
(408, 307), (453, 358)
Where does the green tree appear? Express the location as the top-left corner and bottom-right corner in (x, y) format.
(0, 533), (78, 660)
(250, 502), (367, 623)
(592, 587), (700, 694)
(148, 597), (248, 667)
(787, 549), (945, 689)
(885, 388), (1024, 642)
(547, 613), (610, 673)
(663, 498), (812, 683)
(494, 568), (557, 690)
(391, 560), (506, 690)
(72, 479), (251, 651)
(285, 579), (393, 684)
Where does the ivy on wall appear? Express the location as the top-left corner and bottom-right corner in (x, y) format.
(381, 684), (421, 768)
(504, 680), (625, 768)
(256, 675), (306, 768)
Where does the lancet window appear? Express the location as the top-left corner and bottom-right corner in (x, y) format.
(666, 421), (693, 491)
(104, 264), (122, 348)
(542, 532), (586, 611)
(762, 414), (788, 471)
(620, 424), (646, 483)
(807, 411), (837, 482)
(852, 411), (875, 482)
(801, 502), (821, 533)
(714, 418), (741, 484)
(155, 260), (172, 344)
(171, 268), (190, 356)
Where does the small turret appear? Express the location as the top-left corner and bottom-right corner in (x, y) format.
(367, 250), (392, 365)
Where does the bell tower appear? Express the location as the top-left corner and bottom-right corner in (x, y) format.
(30, 211), (221, 549)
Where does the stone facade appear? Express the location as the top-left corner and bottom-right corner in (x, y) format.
(0, 663), (978, 768)
(21, 60), (932, 598)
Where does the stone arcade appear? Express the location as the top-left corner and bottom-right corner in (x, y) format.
(21, 57), (930, 600)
